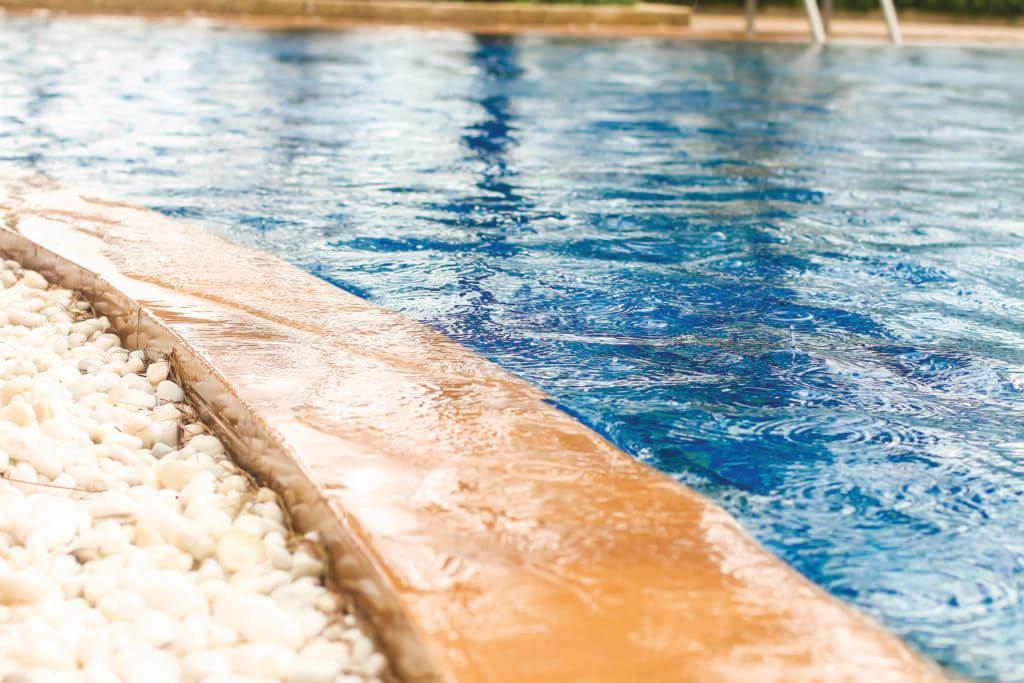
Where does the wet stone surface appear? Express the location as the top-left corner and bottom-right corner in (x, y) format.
(0, 258), (389, 682)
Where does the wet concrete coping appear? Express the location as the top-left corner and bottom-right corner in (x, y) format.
(4, 1), (1024, 45)
(0, 0), (691, 28)
(0, 172), (946, 682)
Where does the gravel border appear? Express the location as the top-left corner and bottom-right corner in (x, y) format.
(0, 258), (391, 683)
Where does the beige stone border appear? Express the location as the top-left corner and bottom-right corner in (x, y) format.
(0, 0), (690, 30)
(0, 172), (947, 682)
(6, 0), (1024, 45)
(6, 1), (1024, 46)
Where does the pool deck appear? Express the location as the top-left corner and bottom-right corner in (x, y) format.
(0, 171), (949, 681)
(3, 0), (1024, 46)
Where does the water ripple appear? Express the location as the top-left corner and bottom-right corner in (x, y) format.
(3, 19), (1024, 680)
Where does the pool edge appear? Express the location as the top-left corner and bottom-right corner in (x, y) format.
(0, 172), (948, 682)
(3, 4), (1024, 47)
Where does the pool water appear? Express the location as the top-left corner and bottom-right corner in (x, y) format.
(4, 17), (1024, 680)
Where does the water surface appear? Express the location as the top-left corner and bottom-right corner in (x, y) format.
(3, 17), (1024, 680)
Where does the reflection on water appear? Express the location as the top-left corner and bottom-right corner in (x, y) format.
(4, 17), (1024, 680)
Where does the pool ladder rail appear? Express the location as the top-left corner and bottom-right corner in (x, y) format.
(744, 0), (903, 44)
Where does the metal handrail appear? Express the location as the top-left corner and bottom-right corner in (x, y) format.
(744, 0), (902, 44)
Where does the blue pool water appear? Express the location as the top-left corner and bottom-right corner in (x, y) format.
(3, 17), (1024, 679)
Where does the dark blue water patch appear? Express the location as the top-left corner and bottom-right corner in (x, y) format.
(5, 19), (1024, 680)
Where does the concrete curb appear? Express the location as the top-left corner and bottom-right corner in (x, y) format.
(0, 0), (691, 28)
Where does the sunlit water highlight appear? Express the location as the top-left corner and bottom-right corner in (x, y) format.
(3, 17), (1024, 679)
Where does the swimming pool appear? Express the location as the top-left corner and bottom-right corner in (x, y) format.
(3, 17), (1024, 680)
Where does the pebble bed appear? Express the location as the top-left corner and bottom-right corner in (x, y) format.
(0, 258), (389, 683)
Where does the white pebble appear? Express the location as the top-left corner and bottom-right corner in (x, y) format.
(189, 433), (224, 456)
(152, 402), (182, 422)
(19, 270), (49, 290)
(30, 448), (63, 480)
(213, 590), (305, 649)
(217, 529), (265, 572)
(88, 491), (136, 519)
(135, 608), (177, 648)
(97, 589), (146, 622)
(155, 380), (184, 403)
(2, 397), (36, 426)
(181, 650), (232, 680)
(233, 642), (299, 678)
(287, 659), (340, 683)
(155, 457), (202, 491)
(141, 570), (208, 619)
(146, 361), (170, 384)
(124, 388), (157, 409)
(8, 308), (46, 328)
(150, 421), (180, 448)
(291, 551), (325, 580)
(0, 258), (387, 679)
(0, 570), (57, 604)
(11, 461), (37, 484)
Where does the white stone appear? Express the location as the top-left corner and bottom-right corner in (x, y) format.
(199, 578), (230, 602)
(83, 571), (119, 605)
(101, 431), (144, 453)
(179, 471), (216, 507)
(116, 647), (180, 683)
(135, 608), (177, 648)
(266, 548), (293, 575)
(351, 635), (377, 665)
(7, 309), (46, 328)
(1, 397), (36, 427)
(181, 650), (232, 681)
(94, 519), (131, 556)
(19, 270), (49, 290)
(11, 626), (78, 670)
(146, 361), (170, 385)
(233, 642), (299, 679)
(176, 613), (212, 653)
(152, 403), (182, 422)
(213, 590), (305, 649)
(97, 588), (146, 622)
(123, 388), (157, 409)
(271, 581), (323, 613)
(253, 502), (285, 526)
(232, 514), (264, 537)
(10, 461), (37, 484)
(297, 608), (329, 640)
(141, 570), (208, 619)
(216, 529), (265, 573)
(291, 551), (325, 580)
(88, 491), (136, 519)
(29, 447), (63, 480)
(180, 423), (205, 441)
(0, 259), (387, 680)
(145, 543), (195, 571)
(156, 380), (185, 403)
(195, 510), (233, 542)
(299, 640), (351, 665)
(123, 358), (145, 377)
(155, 457), (202, 491)
(0, 570), (57, 604)
(134, 522), (165, 547)
(177, 524), (216, 562)
(361, 652), (388, 677)
(151, 421), (180, 449)
(93, 334), (121, 352)
(287, 659), (340, 683)
(189, 434), (224, 456)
